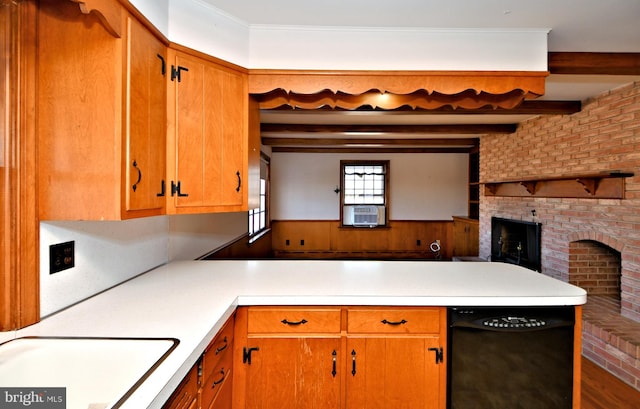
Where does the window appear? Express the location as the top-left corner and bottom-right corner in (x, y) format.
(249, 156), (270, 239)
(248, 178), (267, 236)
(340, 160), (389, 226)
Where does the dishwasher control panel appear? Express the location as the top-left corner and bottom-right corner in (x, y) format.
(482, 316), (547, 328)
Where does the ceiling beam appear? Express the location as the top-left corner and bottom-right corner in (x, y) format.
(263, 137), (479, 146)
(264, 100), (581, 115)
(261, 124), (516, 134)
(271, 147), (474, 154)
(549, 52), (640, 75)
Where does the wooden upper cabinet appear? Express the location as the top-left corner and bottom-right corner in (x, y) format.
(124, 15), (167, 215)
(166, 46), (250, 214)
(37, 0), (166, 220)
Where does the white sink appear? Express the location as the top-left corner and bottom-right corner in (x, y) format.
(0, 337), (178, 409)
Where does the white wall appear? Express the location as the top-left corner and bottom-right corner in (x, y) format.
(168, 0), (250, 66)
(249, 27), (548, 71)
(39, 213), (247, 317)
(165, 1), (547, 71)
(130, 0), (169, 35)
(270, 152), (469, 221)
(168, 212), (247, 260)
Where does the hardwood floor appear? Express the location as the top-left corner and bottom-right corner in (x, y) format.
(581, 357), (640, 408)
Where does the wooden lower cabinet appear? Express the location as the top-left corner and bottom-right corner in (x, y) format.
(346, 337), (443, 409)
(452, 217), (479, 257)
(163, 362), (199, 409)
(234, 306), (446, 409)
(164, 314), (235, 409)
(244, 337), (342, 409)
(345, 308), (446, 409)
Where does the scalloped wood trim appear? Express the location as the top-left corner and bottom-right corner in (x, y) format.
(254, 88), (532, 110)
(249, 70), (547, 110)
(249, 70), (547, 95)
(70, 0), (122, 38)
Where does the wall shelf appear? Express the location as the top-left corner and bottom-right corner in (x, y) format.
(483, 172), (634, 199)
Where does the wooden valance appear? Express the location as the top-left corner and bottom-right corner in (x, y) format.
(483, 172), (634, 199)
(249, 70), (548, 110)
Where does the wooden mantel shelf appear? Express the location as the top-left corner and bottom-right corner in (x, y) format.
(483, 172), (634, 199)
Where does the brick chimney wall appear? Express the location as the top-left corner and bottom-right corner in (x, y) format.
(480, 81), (640, 390)
(480, 81), (640, 321)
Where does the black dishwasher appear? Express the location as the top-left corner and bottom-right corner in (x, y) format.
(447, 306), (575, 409)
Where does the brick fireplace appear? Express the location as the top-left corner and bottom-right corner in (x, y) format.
(479, 81), (640, 389)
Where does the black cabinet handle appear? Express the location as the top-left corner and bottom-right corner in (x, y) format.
(331, 350), (337, 378)
(215, 336), (228, 355)
(156, 180), (165, 197)
(381, 319), (408, 326)
(351, 349), (357, 376)
(236, 171), (241, 192)
(132, 160), (142, 192)
(211, 368), (226, 388)
(157, 54), (166, 76)
(281, 318), (308, 326)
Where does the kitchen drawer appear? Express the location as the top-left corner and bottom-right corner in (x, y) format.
(200, 344), (233, 409)
(162, 363), (198, 409)
(247, 307), (341, 334)
(202, 315), (234, 379)
(347, 308), (442, 334)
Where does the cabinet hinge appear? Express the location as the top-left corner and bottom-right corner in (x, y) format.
(428, 347), (444, 364)
(171, 65), (189, 82)
(243, 346), (260, 365)
(171, 181), (188, 197)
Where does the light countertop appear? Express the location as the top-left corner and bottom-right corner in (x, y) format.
(3, 260), (587, 409)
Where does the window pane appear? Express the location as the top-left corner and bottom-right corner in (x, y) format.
(343, 163), (386, 206)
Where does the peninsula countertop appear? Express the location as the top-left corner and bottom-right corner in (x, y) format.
(3, 260), (587, 409)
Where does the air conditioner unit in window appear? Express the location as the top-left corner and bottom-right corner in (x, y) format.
(352, 205), (379, 227)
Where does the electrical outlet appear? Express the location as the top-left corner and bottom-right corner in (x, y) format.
(50, 241), (75, 274)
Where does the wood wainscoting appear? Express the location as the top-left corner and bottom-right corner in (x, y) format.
(271, 220), (454, 260)
(201, 230), (273, 260)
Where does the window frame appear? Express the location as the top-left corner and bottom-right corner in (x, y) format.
(339, 160), (389, 227)
(249, 156), (270, 240)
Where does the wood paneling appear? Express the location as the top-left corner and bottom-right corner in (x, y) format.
(271, 220), (453, 259)
(0, 0), (39, 330)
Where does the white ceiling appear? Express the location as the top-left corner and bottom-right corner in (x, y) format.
(200, 0), (640, 147)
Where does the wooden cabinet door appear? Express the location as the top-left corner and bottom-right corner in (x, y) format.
(208, 373), (233, 409)
(37, 0), (123, 220)
(123, 15), (166, 217)
(217, 67), (246, 208)
(162, 364), (199, 409)
(452, 217), (479, 257)
(167, 48), (248, 214)
(346, 336), (443, 409)
(37, 0), (166, 220)
(244, 337), (342, 409)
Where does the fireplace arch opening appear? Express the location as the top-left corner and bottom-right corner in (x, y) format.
(568, 240), (621, 302)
